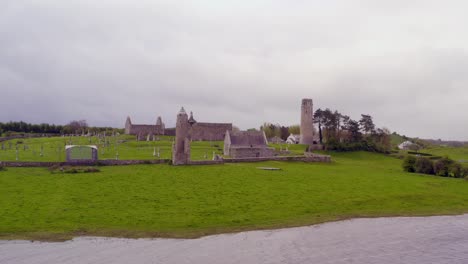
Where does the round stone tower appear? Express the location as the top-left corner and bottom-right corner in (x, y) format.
(300, 98), (314, 145)
(125, 116), (132, 134)
(172, 107), (190, 165)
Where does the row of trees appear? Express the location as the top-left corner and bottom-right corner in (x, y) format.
(403, 156), (468, 178)
(0, 121), (64, 134)
(0, 120), (121, 136)
(260, 108), (392, 153)
(314, 109), (391, 153)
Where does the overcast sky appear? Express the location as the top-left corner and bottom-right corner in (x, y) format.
(1, 0), (467, 140)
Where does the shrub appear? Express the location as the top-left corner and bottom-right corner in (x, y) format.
(402, 155), (417, 172)
(0, 165), (5, 171)
(414, 157), (434, 175)
(449, 163), (464, 178)
(433, 157), (453, 177)
(49, 166), (100, 174)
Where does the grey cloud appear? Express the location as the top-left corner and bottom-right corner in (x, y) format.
(0, 0), (467, 140)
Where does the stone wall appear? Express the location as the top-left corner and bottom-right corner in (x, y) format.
(228, 147), (275, 158)
(128, 125), (164, 137)
(0, 154), (331, 167)
(187, 160), (224, 165)
(164, 128), (176, 136)
(224, 154), (331, 163)
(0, 159), (170, 167)
(191, 123), (232, 141)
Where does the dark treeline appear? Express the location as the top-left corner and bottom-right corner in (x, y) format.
(314, 108), (391, 153)
(0, 120), (122, 136)
(261, 108), (392, 153)
(0, 121), (63, 134)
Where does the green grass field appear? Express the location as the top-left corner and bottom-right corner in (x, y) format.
(422, 146), (468, 163)
(2, 151), (468, 241)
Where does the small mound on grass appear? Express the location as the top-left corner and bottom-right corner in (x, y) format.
(49, 165), (100, 174)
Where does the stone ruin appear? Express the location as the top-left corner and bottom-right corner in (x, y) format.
(165, 98), (329, 165)
(299, 98), (322, 151)
(125, 116), (165, 140)
(125, 113), (232, 141)
(172, 108), (191, 165)
(223, 130), (275, 158)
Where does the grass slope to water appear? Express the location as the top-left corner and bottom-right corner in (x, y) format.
(1, 151), (468, 241)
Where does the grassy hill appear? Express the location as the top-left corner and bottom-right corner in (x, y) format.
(422, 145), (468, 164)
(1, 151), (468, 241)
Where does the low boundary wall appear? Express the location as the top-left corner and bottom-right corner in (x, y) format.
(0, 159), (170, 167)
(0, 155), (330, 167)
(224, 154), (331, 163)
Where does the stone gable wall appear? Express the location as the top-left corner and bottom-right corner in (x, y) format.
(128, 124), (165, 136)
(191, 123), (232, 141)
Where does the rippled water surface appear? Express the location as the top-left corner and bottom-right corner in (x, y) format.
(2, 214), (468, 264)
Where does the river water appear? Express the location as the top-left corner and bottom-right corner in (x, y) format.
(1, 214), (468, 264)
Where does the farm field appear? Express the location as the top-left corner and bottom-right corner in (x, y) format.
(1, 151), (468, 241)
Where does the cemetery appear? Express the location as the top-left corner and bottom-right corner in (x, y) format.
(0, 99), (329, 166)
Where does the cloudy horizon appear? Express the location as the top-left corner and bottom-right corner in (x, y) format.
(1, 0), (467, 140)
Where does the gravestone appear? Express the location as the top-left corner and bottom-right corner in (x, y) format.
(65, 145), (98, 163)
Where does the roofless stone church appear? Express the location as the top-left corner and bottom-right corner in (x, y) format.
(125, 113), (232, 141)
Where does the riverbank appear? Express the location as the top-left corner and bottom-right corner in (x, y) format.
(2, 214), (468, 264)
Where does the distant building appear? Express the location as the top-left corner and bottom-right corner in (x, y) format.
(224, 130), (274, 158)
(398, 141), (420, 150)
